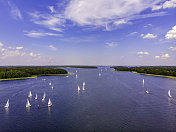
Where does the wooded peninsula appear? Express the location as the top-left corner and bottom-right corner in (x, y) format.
(0, 67), (69, 80)
(112, 66), (176, 79)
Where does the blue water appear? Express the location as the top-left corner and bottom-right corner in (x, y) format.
(0, 67), (176, 132)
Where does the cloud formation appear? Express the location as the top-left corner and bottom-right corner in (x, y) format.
(137, 51), (149, 55)
(155, 53), (170, 59)
(8, 1), (22, 20)
(152, 0), (176, 10)
(141, 33), (157, 39)
(49, 45), (57, 51)
(169, 46), (176, 51)
(165, 25), (176, 39)
(24, 30), (61, 38)
(106, 42), (118, 47)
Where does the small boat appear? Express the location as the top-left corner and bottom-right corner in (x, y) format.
(83, 82), (85, 86)
(51, 85), (53, 89)
(48, 98), (52, 107)
(82, 86), (85, 91)
(168, 89), (172, 98)
(78, 86), (80, 91)
(26, 99), (31, 108)
(76, 74), (78, 79)
(143, 79), (144, 86)
(4, 99), (9, 108)
(99, 73), (101, 77)
(145, 90), (149, 94)
(35, 94), (37, 100)
(42, 92), (46, 101)
(28, 91), (32, 98)
(49, 82), (52, 86)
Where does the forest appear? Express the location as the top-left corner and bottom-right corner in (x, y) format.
(112, 66), (176, 77)
(0, 67), (68, 79)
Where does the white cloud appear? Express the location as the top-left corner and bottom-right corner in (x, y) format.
(16, 47), (24, 50)
(155, 56), (160, 59)
(169, 46), (176, 51)
(141, 33), (157, 39)
(127, 32), (138, 36)
(8, 1), (22, 20)
(152, 0), (176, 10)
(28, 11), (65, 32)
(165, 25), (176, 39)
(106, 42), (117, 47)
(0, 42), (3, 47)
(64, 0), (162, 28)
(48, 6), (55, 13)
(155, 53), (170, 59)
(144, 24), (152, 28)
(137, 51), (149, 55)
(24, 30), (61, 38)
(49, 45), (57, 51)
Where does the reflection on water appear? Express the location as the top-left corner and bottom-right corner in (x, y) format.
(26, 107), (30, 113)
(5, 108), (9, 116)
(48, 107), (51, 115)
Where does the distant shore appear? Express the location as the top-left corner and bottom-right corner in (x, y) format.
(0, 73), (74, 81)
(57, 65), (98, 69)
(112, 66), (176, 79)
(132, 71), (176, 79)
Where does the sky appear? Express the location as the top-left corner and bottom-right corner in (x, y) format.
(0, 0), (176, 66)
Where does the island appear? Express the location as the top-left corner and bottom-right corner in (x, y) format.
(0, 66), (71, 81)
(112, 66), (176, 79)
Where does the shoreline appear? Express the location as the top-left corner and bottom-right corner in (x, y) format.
(0, 73), (74, 81)
(132, 71), (176, 79)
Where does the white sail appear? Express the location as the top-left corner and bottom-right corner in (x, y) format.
(143, 79), (144, 86)
(51, 85), (54, 89)
(83, 82), (85, 86)
(26, 99), (31, 108)
(78, 86), (80, 91)
(99, 73), (101, 77)
(76, 74), (78, 79)
(35, 94), (37, 100)
(4, 99), (9, 108)
(28, 91), (32, 98)
(168, 90), (172, 98)
(42, 92), (46, 101)
(49, 82), (52, 86)
(48, 98), (52, 107)
(82, 82), (85, 91)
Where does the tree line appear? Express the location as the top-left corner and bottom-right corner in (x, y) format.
(112, 66), (176, 77)
(0, 67), (68, 79)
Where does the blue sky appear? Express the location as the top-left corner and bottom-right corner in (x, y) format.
(0, 0), (176, 66)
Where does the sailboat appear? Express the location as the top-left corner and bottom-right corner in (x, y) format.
(143, 79), (144, 86)
(35, 94), (37, 100)
(78, 86), (80, 91)
(99, 73), (101, 77)
(76, 74), (78, 79)
(42, 92), (46, 101)
(26, 99), (31, 108)
(49, 82), (52, 86)
(48, 98), (52, 107)
(4, 99), (9, 108)
(168, 89), (172, 98)
(28, 91), (32, 98)
(51, 85), (54, 89)
(82, 82), (85, 91)
(145, 90), (149, 94)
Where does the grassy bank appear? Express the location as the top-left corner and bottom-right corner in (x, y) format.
(0, 73), (74, 81)
(132, 71), (176, 79)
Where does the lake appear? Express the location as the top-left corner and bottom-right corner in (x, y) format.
(0, 67), (176, 132)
